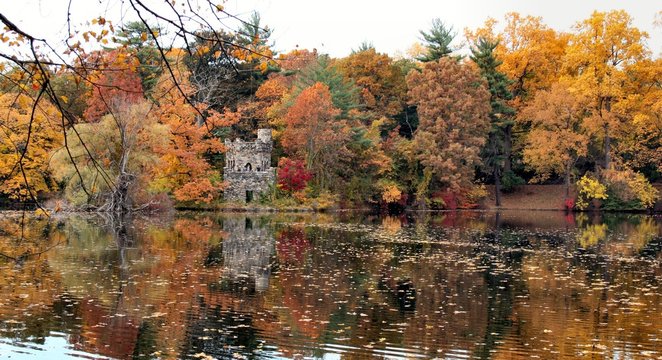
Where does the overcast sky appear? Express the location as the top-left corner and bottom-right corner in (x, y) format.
(4, 0), (661, 58)
(228, 0), (661, 57)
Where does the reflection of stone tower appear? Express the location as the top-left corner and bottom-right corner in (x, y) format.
(222, 217), (274, 291)
(223, 129), (275, 203)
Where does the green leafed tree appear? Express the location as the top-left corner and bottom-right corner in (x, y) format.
(470, 37), (517, 205)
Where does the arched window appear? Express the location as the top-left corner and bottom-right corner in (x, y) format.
(244, 163), (252, 172)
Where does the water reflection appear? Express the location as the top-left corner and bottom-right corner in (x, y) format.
(0, 211), (659, 359)
(221, 216), (274, 292)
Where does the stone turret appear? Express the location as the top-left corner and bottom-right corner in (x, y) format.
(223, 129), (275, 202)
(257, 128), (272, 143)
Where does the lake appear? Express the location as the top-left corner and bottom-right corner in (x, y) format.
(0, 210), (660, 359)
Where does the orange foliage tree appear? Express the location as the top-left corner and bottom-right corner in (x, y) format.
(563, 10), (649, 170)
(281, 82), (348, 190)
(150, 51), (239, 203)
(407, 58), (490, 193)
(465, 13), (568, 102)
(83, 49), (145, 122)
(519, 83), (590, 198)
(336, 48), (407, 118)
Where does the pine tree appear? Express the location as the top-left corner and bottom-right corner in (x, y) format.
(417, 19), (460, 62)
(470, 37), (517, 206)
(114, 21), (163, 94)
(292, 55), (359, 116)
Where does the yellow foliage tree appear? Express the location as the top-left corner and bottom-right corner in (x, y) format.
(563, 10), (649, 170)
(335, 48), (407, 118)
(519, 83), (589, 198)
(465, 12), (568, 102)
(0, 93), (62, 200)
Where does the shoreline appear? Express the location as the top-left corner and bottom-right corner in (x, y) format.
(2, 185), (660, 215)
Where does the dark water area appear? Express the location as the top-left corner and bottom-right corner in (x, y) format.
(0, 210), (660, 359)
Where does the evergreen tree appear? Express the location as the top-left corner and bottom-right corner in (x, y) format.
(470, 37), (518, 206)
(114, 21), (163, 94)
(351, 41), (375, 54)
(236, 11), (275, 61)
(417, 18), (460, 62)
(293, 55), (359, 116)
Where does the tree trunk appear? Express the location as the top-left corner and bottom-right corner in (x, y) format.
(603, 98), (611, 170)
(491, 134), (501, 207)
(564, 161), (571, 199)
(494, 165), (501, 207)
(503, 124), (512, 174)
(604, 124), (611, 170)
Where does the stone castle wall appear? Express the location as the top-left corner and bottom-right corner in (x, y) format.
(223, 170), (275, 202)
(223, 129), (275, 202)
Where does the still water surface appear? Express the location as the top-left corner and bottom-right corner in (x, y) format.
(0, 211), (660, 359)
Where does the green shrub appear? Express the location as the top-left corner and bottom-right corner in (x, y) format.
(500, 171), (525, 193)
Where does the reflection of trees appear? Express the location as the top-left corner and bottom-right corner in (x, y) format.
(267, 222), (495, 358)
(626, 217), (661, 252)
(276, 226), (310, 264)
(501, 250), (662, 358)
(0, 214), (65, 263)
(472, 214), (525, 360)
(1, 212), (661, 359)
(0, 215), (64, 342)
(576, 213), (662, 256)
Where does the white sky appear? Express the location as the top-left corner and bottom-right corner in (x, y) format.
(3, 0), (661, 58)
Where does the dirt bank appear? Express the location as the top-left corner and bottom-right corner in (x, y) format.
(482, 184), (662, 211)
(482, 185), (568, 210)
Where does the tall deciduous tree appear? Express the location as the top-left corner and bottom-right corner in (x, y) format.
(466, 13), (568, 101)
(564, 10), (649, 170)
(616, 58), (662, 178)
(519, 83), (589, 198)
(150, 55), (240, 203)
(0, 93), (62, 200)
(336, 48), (407, 118)
(471, 37), (516, 206)
(407, 58), (490, 193)
(281, 82), (347, 190)
(83, 49), (145, 122)
(465, 13), (569, 185)
(52, 101), (168, 210)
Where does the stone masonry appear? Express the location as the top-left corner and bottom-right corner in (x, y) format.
(223, 129), (275, 202)
(221, 216), (273, 292)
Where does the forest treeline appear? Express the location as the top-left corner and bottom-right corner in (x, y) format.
(0, 10), (660, 211)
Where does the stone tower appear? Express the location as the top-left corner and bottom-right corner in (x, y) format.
(223, 129), (275, 202)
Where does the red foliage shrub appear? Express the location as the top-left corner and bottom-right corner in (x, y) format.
(564, 197), (575, 210)
(277, 158), (312, 193)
